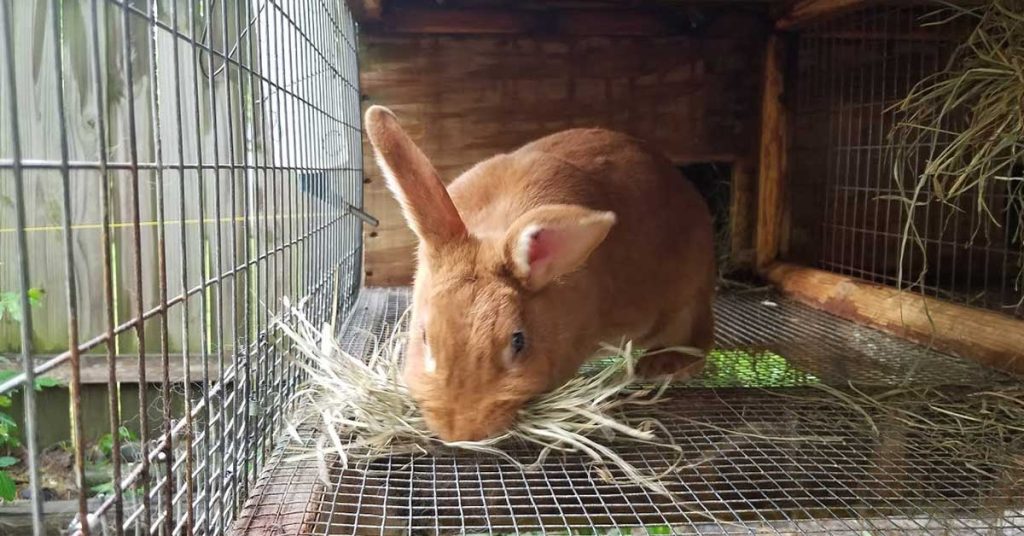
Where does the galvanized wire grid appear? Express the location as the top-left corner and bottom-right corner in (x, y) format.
(787, 5), (1023, 317)
(234, 288), (1023, 535)
(0, 0), (365, 534)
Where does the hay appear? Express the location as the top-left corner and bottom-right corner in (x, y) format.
(273, 303), (706, 497)
(888, 0), (1024, 303)
(774, 383), (1024, 486)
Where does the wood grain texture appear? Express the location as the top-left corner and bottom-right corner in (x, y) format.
(0, 354), (222, 384)
(373, 7), (688, 36)
(763, 262), (1024, 377)
(360, 14), (769, 285)
(755, 33), (789, 269)
(775, 0), (872, 30)
(729, 155), (757, 269)
(230, 458), (325, 536)
(0, 1), (316, 358)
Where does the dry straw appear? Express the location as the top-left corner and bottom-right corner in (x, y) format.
(888, 0), (1024, 303)
(274, 304), (704, 497)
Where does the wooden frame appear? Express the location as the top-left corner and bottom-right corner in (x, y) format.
(775, 0), (875, 30)
(756, 2), (1024, 377)
(364, 7), (691, 36)
(762, 263), (1024, 376)
(0, 355), (221, 385)
(755, 33), (790, 269)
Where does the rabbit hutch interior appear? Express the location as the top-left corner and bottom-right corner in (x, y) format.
(0, 0), (1023, 534)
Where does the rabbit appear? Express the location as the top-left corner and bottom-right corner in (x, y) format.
(364, 105), (716, 442)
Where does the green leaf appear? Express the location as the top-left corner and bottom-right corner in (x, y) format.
(90, 481), (114, 494)
(646, 526), (672, 535)
(26, 288), (45, 307)
(119, 426), (136, 442)
(34, 376), (61, 390)
(97, 433), (113, 458)
(0, 411), (17, 428)
(0, 396), (10, 408)
(0, 457), (16, 468)
(0, 471), (15, 502)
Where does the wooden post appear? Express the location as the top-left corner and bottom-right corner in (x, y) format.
(763, 262), (1024, 376)
(729, 155), (757, 270)
(755, 33), (790, 269)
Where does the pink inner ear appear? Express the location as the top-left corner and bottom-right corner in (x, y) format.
(527, 229), (556, 267)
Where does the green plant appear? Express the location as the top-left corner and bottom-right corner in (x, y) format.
(705, 350), (819, 388)
(90, 481), (114, 495)
(0, 471), (14, 502)
(0, 395), (17, 502)
(0, 284), (57, 502)
(0, 394), (19, 450)
(0, 288), (45, 324)
(97, 426), (136, 460)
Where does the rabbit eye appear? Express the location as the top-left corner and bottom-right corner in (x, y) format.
(511, 330), (526, 354)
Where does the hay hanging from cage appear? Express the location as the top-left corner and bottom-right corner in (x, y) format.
(888, 0), (1024, 301)
(273, 303), (703, 497)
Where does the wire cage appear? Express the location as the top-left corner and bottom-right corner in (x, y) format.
(786, 4), (1023, 317)
(1, 0), (365, 533)
(2, 0), (1023, 535)
(236, 288), (1022, 535)
(234, 2), (1024, 535)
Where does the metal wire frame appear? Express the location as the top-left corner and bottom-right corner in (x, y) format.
(786, 4), (1023, 318)
(0, 0), (366, 534)
(234, 288), (1023, 535)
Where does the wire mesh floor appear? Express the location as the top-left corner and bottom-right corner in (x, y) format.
(233, 288), (1024, 535)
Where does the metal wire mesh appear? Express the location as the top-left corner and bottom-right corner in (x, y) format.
(234, 288), (1023, 535)
(0, 0), (366, 534)
(787, 5), (1023, 318)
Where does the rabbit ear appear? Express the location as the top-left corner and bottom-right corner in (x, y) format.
(504, 205), (616, 291)
(364, 106), (466, 245)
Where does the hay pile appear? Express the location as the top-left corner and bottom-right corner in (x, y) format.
(889, 0), (1024, 298)
(274, 305), (702, 496)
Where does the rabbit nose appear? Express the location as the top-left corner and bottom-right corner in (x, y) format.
(443, 429), (489, 442)
(433, 414), (496, 442)
(439, 420), (488, 442)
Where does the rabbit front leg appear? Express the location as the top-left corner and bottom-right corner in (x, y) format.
(635, 349), (706, 380)
(635, 297), (714, 380)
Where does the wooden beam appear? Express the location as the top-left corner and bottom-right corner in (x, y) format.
(763, 262), (1024, 377)
(369, 7), (684, 36)
(1, 355), (223, 385)
(0, 499), (104, 534)
(755, 33), (789, 269)
(775, 0), (873, 30)
(231, 450), (325, 535)
(382, 8), (538, 35)
(559, 9), (675, 36)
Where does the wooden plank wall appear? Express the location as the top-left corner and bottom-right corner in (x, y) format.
(0, 0), (319, 355)
(359, 10), (770, 286)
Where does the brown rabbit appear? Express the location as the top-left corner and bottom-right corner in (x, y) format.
(364, 106), (716, 442)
